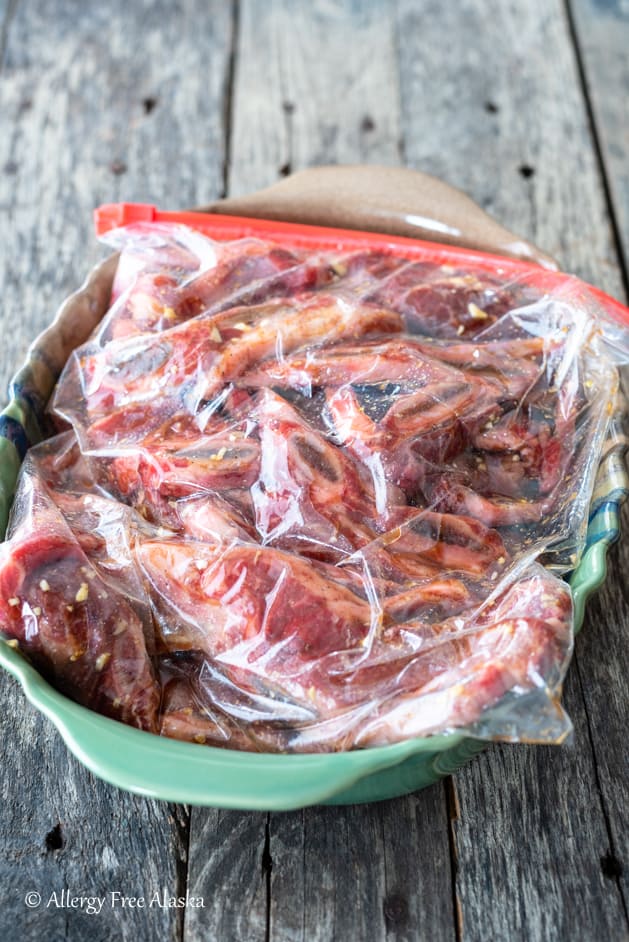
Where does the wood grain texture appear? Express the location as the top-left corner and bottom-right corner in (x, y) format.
(259, 788), (457, 942)
(184, 809), (268, 942)
(0, 681), (188, 942)
(268, 803), (387, 942)
(0, 0), (233, 401)
(0, 1), (627, 940)
(395, 0), (623, 300)
(395, 0), (628, 938)
(0, 1), (17, 65)
(573, 498), (629, 908)
(566, 18), (629, 891)
(264, 789), (454, 942)
(569, 0), (629, 279)
(228, 0), (403, 196)
(449, 668), (627, 941)
(0, 0), (233, 938)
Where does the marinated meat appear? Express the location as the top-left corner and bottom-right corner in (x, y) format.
(0, 225), (618, 752)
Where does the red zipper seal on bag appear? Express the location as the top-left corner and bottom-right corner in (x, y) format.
(93, 202), (629, 329)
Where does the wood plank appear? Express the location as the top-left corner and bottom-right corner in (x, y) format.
(448, 666), (626, 941)
(266, 788), (455, 942)
(1, 672), (189, 942)
(184, 809), (268, 942)
(268, 803), (387, 942)
(396, 0), (623, 299)
(0, 1), (233, 939)
(0, 0), (232, 399)
(0, 0), (15, 64)
(395, 0), (629, 938)
(565, 0), (629, 895)
(572, 497), (629, 905)
(569, 0), (629, 278)
(227, 0), (403, 196)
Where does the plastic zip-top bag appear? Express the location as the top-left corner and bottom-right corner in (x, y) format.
(0, 205), (627, 752)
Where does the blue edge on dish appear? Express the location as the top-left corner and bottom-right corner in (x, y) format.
(0, 339), (627, 811)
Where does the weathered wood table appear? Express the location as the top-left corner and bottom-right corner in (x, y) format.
(0, 2), (627, 939)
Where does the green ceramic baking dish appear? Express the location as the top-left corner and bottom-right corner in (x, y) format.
(0, 208), (627, 809)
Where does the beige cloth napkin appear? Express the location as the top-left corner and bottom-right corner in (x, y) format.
(200, 165), (557, 269)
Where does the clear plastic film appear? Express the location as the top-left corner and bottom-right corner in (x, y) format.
(1, 221), (627, 752)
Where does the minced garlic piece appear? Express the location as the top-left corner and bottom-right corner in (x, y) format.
(95, 652), (111, 672)
(39, 579), (50, 592)
(8, 597), (19, 607)
(468, 302), (489, 320)
(75, 582), (89, 603)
